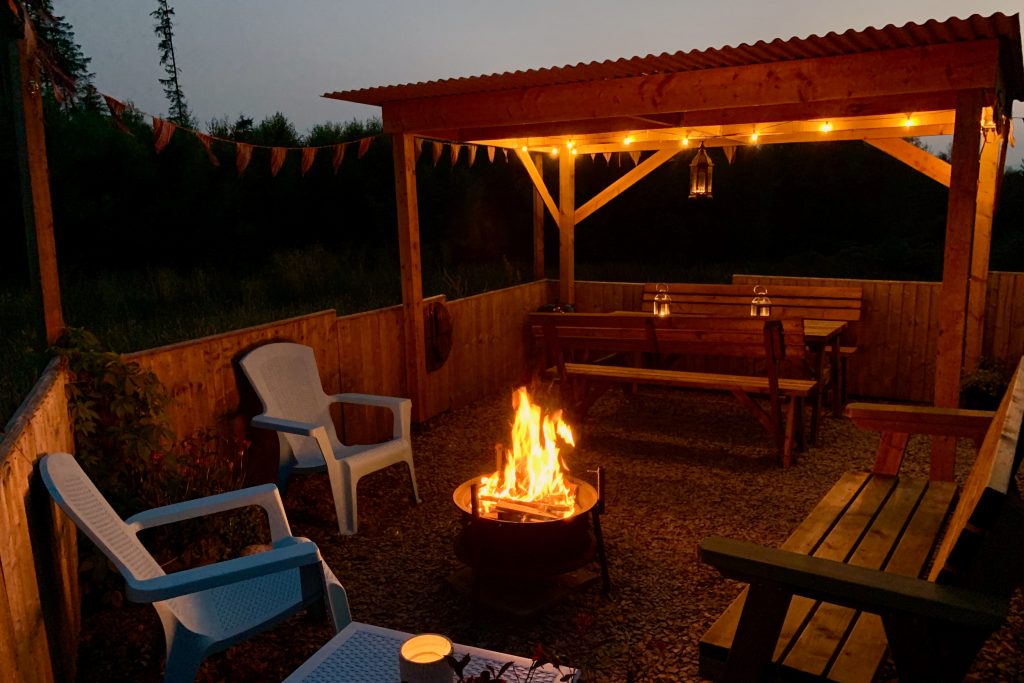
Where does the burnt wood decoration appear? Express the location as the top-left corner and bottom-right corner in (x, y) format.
(423, 300), (453, 372)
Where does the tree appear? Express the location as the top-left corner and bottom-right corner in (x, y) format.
(23, 0), (101, 108)
(151, 0), (192, 126)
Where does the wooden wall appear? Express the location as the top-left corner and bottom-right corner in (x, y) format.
(0, 359), (77, 683)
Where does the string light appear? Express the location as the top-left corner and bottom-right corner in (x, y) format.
(903, 114), (914, 128)
(571, 148), (577, 155)
(521, 145), (528, 152)
(820, 121), (832, 133)
(750, 131), (759, 143)
(566, 140), (576, 150)
(681, 135), (690, 147)
(623, 135), (634, 145)
(551, 147), (559, 156)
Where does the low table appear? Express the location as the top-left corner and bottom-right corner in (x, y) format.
(284, 621), (578, 682)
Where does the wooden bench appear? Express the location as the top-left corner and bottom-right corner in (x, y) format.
(527, 312), (818, 467)
(698, 356), (1024, 682)
(641, 282), (862, 409)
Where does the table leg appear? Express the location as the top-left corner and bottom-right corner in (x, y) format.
(830, 339), (842, 416)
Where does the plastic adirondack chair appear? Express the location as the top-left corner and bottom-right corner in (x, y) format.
(239, 342), (420, 535)
(39, 452), (352, 683)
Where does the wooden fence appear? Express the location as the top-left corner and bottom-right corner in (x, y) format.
(0, 359), (77, 683)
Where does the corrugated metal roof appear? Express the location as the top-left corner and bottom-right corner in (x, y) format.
(325, 13), (1022, 105)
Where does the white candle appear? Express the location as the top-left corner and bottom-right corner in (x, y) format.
(399, 634), (454, 683)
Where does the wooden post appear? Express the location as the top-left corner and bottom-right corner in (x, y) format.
(5, 19), (64, 344)
(963, 107), (1005, 371)
(558, 151), (575, 305)
(931, 90), (983, 480)
(392, 133), (428, 421)
(532, 152), (545, 281)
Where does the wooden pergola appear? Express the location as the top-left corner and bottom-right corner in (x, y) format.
(326, 13), (1024, 458)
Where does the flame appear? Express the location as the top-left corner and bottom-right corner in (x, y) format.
(478, 387), (576, 518)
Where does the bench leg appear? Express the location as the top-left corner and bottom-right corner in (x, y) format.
(723, 582), (792, 683)
(782, 399), (796, 468)
(794, 397), (806, 452)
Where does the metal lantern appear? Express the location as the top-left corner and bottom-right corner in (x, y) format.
(750, 285), (772, 317)
(653, 284), (672, 317)
(689, 141), (713, 198)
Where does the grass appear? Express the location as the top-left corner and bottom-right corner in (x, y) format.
(0, 245), (535, 429)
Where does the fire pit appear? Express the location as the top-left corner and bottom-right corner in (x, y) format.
(451, 388), (609, 604)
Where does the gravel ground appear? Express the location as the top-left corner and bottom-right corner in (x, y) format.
(78, 385), (1024, 682)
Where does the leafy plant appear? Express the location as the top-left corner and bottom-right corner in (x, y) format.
(960, 357), (1014, 410)
(446, 644), (575, 683)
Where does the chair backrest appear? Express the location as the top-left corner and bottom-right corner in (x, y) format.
(239, 342), (342, 465)
(929, 356), (1024, 597)
(39, 453), (165, 584)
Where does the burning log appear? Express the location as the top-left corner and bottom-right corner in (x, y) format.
(481, 495), (570, 520)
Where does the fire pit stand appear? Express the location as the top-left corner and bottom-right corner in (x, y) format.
(450, 468), (609, 615)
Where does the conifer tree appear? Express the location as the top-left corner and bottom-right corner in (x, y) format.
(23, 0), (101, 109)
(151, 0), (192, 126)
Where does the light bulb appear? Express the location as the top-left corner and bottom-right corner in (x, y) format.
(624, 136), (633, 145)
(521, 145), (528, 152)
(551, 147), (559, 156)
(903, 115), (914, 128)
(681, 137), (690, 147)
(820, 121), (832, 133)
(566, 140), (575, 149)
(750, 132), (759, 143)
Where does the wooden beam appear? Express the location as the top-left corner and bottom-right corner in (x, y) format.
(514, 148), (558, 222)
(865, 139), (952, 186)
(7, 27), (64, 344)
(964, 112), (1004, 370)
(392, 133), (428, 421)
(532, 152), (545, 280)
(932, 90), (984, 480)
(379, 41), (999, 134)
(558, 152), (575, 305)
(575, 148), (679, 224)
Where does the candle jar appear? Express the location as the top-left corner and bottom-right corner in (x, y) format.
(399, 633), (454, 683)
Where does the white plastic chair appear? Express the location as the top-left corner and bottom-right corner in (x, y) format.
(39, 452), (352, 683)
(239, 342), (420, 535)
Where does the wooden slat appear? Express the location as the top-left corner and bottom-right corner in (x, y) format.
(865, 138), (951, 186)
(564, 364), (816, 396)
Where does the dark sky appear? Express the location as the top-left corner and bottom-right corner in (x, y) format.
(56, 0), (1023, 167)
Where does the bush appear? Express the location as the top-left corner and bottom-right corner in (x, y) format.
(960, 358), (1014, 410)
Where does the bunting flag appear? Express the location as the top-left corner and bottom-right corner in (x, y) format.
(236, 143), (253, 175)
(270, 147), (287, 176)
(300, 147), (317, 176)
(414, 137), (424, 162)
(152, 117), (176, 153)
(603, 152), (612, 165)
(487, 146), (496, 163)
(432, 140), (443, 166)
(503, 148), (509, 162)
(629, 151), (641, 166)
(195, 132), (220, 167)
(467, 145), (478, 167)
(450, 143), (462, 167)
(332, 142), (347, 172)
(723, 145), (736, 164)
(357, 136), (372, 158)
(590, 153), (596, 162)
(103, 95), (131, 134)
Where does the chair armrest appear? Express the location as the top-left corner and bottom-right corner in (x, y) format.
(845, 403), (993, 446)
(699, 536), (1006, 630)
(125, 483), (293, 542)
(250, 415), (335, 466)
(328, 393), (412, 439)
(124, 538), (321, 603)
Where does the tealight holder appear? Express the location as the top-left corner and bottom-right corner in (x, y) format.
(399, 633), (454, 683)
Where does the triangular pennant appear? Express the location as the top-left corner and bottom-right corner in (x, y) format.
(487, 146), (496, 163)
(332, 143), (347, 172)
(152, 117), (176, 153)
(432, 141), (443, 166)
(590, 153), (596, 162)
(415, 137), (424, 162)
(450, 143), (462, 167)
(467, 145), (477, 167)
(603, 152), (612, 165)
(629, 151), (640, 166)
(503, 148), (509, 162)
(357, 136), (372, 158)
(236, 143), (253, 175)
(723, 145), (736, 164)
(103, 95), (131, 133)
(270, 147), (287, 176)
(195, 132), (220, 167)
(617, 152), (622, 167)
(300, 147), (317, 176)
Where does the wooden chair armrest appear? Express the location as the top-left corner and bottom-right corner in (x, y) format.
(699, 536), (1006, 629)
(845, 403), (994, 445)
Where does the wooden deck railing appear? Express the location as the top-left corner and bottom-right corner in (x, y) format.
(0, 359), (77, 683)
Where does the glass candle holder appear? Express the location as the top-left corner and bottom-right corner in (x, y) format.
(399, 633), (454, 683)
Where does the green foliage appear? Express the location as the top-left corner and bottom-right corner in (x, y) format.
(151, 0), (193, 126)
(960, 358), (1015, 410)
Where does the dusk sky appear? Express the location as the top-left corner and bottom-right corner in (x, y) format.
(57, 1), (1023, 165)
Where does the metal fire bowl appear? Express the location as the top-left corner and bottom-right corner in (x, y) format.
(452, 476), (600, 579)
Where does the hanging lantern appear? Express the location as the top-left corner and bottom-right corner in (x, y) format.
(689, 141), (713, 199)
(653, 284), (672, 317)
(750, 285), (772, 317)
